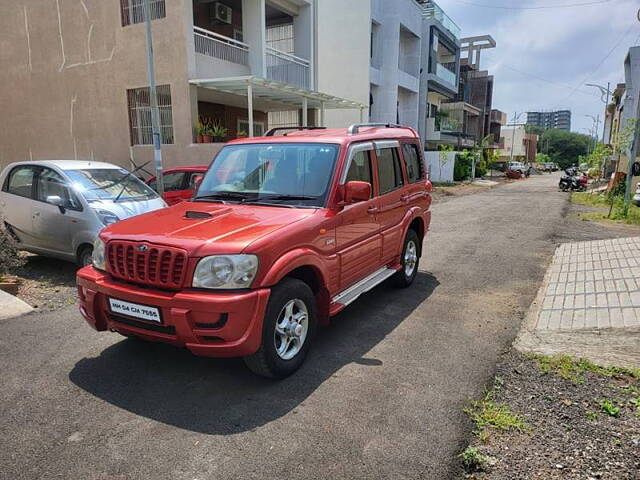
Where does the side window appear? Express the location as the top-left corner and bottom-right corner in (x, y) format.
(402, 143), (424, 183)
(4, 166), (35, 198)
(376, 147), (403, 195)
(345, 150), (373, 186)
(161, 172), (186, 192)
(147, 179), (157, 191)
(36, 168), (81, 210)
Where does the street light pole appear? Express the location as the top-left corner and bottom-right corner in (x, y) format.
(143, 0), (164, 196)
(586, 82), (612, 144)
(509, 112), (524, 164)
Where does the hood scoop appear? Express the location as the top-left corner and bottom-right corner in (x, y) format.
(184, 210), (213, 220)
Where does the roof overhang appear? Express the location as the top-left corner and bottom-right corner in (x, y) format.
(189, 76), (367, 111)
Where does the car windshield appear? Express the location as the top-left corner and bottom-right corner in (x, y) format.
(196, 143), (339, 207)
(65, 168), (158, 202)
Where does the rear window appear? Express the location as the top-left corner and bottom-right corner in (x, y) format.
(4, 166), (35, 198)
(376, 147), (403, 195)
(402, 143), (424, 183)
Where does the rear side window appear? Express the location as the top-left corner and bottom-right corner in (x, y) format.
(161, 172), (186, 192)
(4, 166), (35, 198)
(376, 147), (403, 195)
(402, 143), (424, 183)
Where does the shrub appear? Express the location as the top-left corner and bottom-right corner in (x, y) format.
(0, 226), (25, 280)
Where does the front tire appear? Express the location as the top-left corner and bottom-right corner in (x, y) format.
(244, 278), (317, 379)
(393, 229), (420, 288)
(77, 246), (93, 268)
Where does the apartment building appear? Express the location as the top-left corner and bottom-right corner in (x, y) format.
(0, 0), (368, 170)
(498, 127), (538, 163)
(526, 110), (572, 131)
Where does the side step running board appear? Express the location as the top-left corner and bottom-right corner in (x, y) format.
(331, 267), (397, 308)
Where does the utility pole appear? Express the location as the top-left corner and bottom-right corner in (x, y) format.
(624, 94), (640, 215)
(602, 82), (610, 144)
(143, 0), (164, 196)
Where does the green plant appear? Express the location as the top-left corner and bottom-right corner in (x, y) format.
(532, 354), (640, 383)
(599, 399), (621, 417)
(464, 390), (528, 434)
(438, 144), (455, 167)
(586, 411), (598, 420)
(211, 122), (228, 139)
(0, 225), (25, 281)
(196, 122), (208, 135)
(459, 446), (495, 473)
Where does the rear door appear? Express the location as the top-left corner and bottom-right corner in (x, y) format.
(335, 142), (382, 289)
(0, 165), (38, 246)
(373, 141), (407, 263)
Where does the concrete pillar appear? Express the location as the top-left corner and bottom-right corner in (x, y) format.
(248, 82), (254, 137)
(242, 0), (266, 77)
(183, 0), (197, 79)
(302, 97), (308, 126)
(293, 3), (314, 90)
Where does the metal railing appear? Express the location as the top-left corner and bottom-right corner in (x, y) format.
(422, 1), (461, 39)
(120, 0), (165, 26)
(435, 63), (456, 85)
(194, 26), (249, 65)
(266, 46), (310, 89)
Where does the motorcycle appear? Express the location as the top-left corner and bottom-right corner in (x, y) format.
(559, 167), (587, 192)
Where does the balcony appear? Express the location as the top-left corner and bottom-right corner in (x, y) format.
(435, 63), (456, 85)
(265, 47), (310, 90)
(194, 27), (249, 65)
(421, 1), (461, 39)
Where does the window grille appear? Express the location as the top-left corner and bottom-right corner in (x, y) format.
(120, 0), (166, 27)
(126, 85), (174, 145)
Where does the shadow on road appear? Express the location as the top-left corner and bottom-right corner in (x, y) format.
(69, 272), (439, 434)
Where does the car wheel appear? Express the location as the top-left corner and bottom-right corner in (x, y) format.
(243, 278), (317, 379)
(77, 246), (93, 267)
(393, 229), (420, 288)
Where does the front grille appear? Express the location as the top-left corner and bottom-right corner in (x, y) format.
(106, 241), (188, 289)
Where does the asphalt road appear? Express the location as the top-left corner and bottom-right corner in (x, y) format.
(0, 173), (567, 480)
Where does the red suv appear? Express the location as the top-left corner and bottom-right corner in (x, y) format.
(77, 124), (432, 378)
(146, 166), (208, 205)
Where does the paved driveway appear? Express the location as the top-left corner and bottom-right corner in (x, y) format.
(0, 174), (566, 480)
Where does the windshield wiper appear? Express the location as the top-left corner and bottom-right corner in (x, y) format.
(257, 194), (317, 201)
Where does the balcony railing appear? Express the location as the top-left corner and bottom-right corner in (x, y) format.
(422, 1), (461, 39)
(266, 46), (310, 90)
(194, 26), (249, 65)
(435, 63), (456, 85)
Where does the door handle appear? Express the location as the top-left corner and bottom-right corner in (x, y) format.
(33, 211), (40, 217)
(367, 206), (379, 214)
(400, 195), (410, 203)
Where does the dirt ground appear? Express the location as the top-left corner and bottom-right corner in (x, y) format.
(431, 176), (511, 203)
(14, 253), (78, 311)
(463, 352), (640, 480)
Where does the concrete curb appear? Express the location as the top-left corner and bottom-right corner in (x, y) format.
(514, 243), (640, 369)
(0, 288), (33, 321)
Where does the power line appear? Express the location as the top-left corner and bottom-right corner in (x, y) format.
(454, 0), (613, 9)
(502, 65), (601, 97)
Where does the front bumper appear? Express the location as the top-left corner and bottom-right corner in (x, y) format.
(76, 266), (270, 357)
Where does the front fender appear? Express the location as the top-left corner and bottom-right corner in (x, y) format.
(258, 248), (333, 289)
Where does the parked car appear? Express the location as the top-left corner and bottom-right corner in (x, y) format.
(146, 166), (208, 205)
(508, 162), (526, 174)
(77, 124), (433, 378)
(633, 183), (640, 206)
(0, 160), (166, 266)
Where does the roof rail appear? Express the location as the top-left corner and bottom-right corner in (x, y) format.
(347, 123), (404, 134)
(264, 126), (327, 137)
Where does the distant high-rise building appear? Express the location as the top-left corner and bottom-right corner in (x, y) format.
(526, 110), (571, 131)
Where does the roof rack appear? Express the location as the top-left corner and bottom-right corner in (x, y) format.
(264, 126), (327, 137)
(347, 123), (403, 134)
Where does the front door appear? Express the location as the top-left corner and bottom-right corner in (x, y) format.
(335, 143), (382, 290)
(373, 141), (407, 264)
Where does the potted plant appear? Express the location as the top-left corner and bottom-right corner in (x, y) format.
(237, 130), (248, 139)
(196, 122), (207, 143)
(201, 125), (214, 143)
(211, 123), (228, 142)
(0, 225), (25, 295)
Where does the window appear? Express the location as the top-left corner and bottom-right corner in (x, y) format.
(126, 85), (174, 145)
(120, 0), (166, 27)
(4, 166), (35, 198)
(345, 150), (373, 187)
(150, 172), (185, 192)
(237, 120), (265, 137)
(402, 143), (424, 183)
(376, 147), (403, 194)
(36, 168), (81, 210)
(65, 169), (158, 202)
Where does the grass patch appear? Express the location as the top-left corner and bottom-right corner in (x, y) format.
(464, 380), (528, 436)
(459, 446), (495, 473)
(530, 354), (640, 384)
(599, 399), (621, 417)
(571, 192), (609, 207)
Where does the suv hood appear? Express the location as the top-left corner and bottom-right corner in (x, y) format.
(101, 201), (316, 256)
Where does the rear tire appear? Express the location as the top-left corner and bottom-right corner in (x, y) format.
(393, 229), (420, 288)
(244, 278), (317, 379)
(77, 246), (93, 268)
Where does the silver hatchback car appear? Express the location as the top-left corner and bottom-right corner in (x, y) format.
(0, 160), (166, 266)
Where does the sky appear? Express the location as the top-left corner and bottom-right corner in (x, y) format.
(435, 0), (640, 136)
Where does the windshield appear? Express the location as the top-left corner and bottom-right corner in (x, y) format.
(65, 168), (158, 202)
(196, 143), (339, 207)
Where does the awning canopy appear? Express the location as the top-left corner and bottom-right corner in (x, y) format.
(189, 76), (367, 111)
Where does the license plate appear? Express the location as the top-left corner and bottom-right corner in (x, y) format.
(109, 298), (161, 323)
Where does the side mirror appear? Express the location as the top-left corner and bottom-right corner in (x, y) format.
(344, 181), (372, 204)
(46, 195), (66, 214)
(192, 175), (204, 190)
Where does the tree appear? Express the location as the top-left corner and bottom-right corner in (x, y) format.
(525, 124), (545, 136)
(536, 153), (551, 163)
(539, 129), (591, 169)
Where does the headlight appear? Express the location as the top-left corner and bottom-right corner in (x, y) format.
(193, 255), (258, 289)
(92, 237), (106, 271)
(95, 209), (120, 226)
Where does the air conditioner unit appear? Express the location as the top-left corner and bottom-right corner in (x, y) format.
(211, 2), (232, 24)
